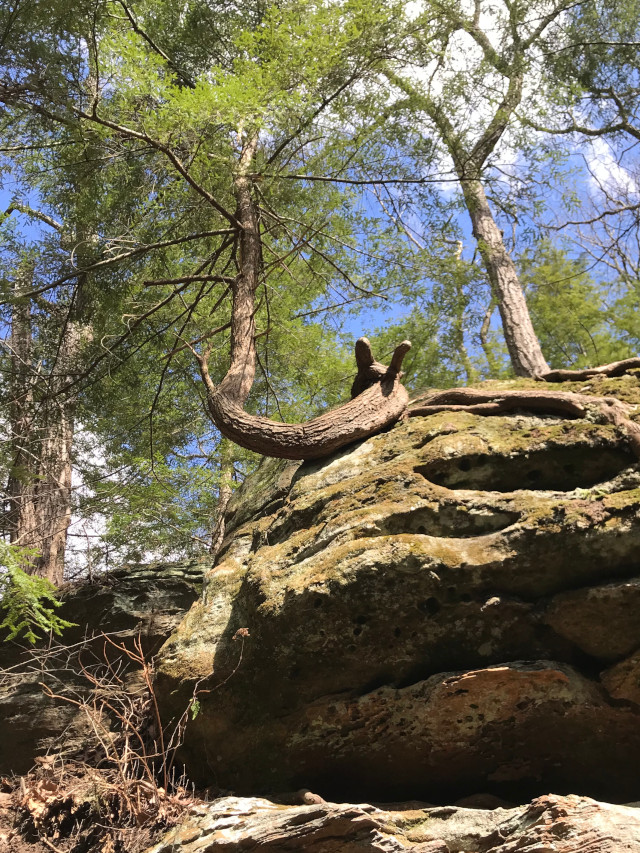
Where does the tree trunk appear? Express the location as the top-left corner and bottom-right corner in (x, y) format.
(479, 297), (500, 375)
(208, 374), (409, 460)
(5, 260), (86, 586)
(195, 137), (413, 460)
(6, 261), (38, 556)
(31, 312), (83, 586)
(209, 440), (234, 560)
(452, 263), (477, 384)
(31, 399), (75, 586)
(7, 309), (80, 586)
(219, 137), (261, 407)
(460, 178), (549, 377)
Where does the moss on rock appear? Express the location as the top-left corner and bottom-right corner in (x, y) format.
(154, 377), (640, 802)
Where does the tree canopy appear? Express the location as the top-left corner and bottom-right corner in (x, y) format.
(0, 0), (639, 606)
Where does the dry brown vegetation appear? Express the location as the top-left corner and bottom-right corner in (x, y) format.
(0, 635), (211, 853)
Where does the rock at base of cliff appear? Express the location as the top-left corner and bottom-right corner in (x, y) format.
(145, 794), (640, 852)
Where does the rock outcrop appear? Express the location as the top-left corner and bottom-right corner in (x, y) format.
(0, 559), (205, 775)
(155, 375), (640, 804)
(145, 794), (640, 852)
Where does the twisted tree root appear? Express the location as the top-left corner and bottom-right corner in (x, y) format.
(541, 357), (640, 383)
(206, 338), (412, 460)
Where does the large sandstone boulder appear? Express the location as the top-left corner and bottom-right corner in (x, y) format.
(155, 375), (640, 803)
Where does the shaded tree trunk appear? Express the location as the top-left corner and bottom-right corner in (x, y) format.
(479, 297), (500, 375)
(209, 440), (234, 560)
(6, 291), (81, 586)
(31, 316), (82, 586)
(451, 252), (477, 383)
(6, 261), (38, 556)
(4, 250), (88, 585)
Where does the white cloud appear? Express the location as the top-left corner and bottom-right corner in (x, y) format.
(585, 137), (639, 199)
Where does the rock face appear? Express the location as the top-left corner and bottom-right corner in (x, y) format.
(0, 560), (205, 775)
(155, 375), (640, 804)
(146, 794), (640, 853)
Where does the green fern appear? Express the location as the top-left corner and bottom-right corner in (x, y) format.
(0, 542), (76, 644)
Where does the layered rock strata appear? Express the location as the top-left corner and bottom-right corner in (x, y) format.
(0, 559), (205, 775)
(146, 794), (640, 853)
(155, 375), (640, 803)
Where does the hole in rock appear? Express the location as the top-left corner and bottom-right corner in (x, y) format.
(417, 597), (441, 616)
(383, 505), (520, 538)
(289, 772), (636, 809)
(416, 444), (635, 492)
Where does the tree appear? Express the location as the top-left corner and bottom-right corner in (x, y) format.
(518, 240), (624, 370)
(0, 0), (413, 586)
(539, 0), (640, 148)
(1, 201), (95, 585)
(1, 0), (419, 462)
(375, 0), (604, 377)
(2, 0), (639, 593)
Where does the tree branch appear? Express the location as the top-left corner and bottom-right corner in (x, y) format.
(144, 273), (236, 287)
(4, 203), (63, 232)
(117, 0), (196, 89)
(74, 108), (239, 226)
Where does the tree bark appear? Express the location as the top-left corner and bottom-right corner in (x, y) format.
(452, 265), (476, 383)
(207, 372), (409, 460)
(209, 440), (234, 560)
(6, 295), (82, 587)
(542, 357), (640, 382)
(6, 261), (38, 556)
(4, 235), (90, 585)
(30, 318), (82, 586)
(195, 136), (413, 460)
(218, 137), (261, 407)
(479, 297), (500, 375)
(459, 178), (549, 377)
